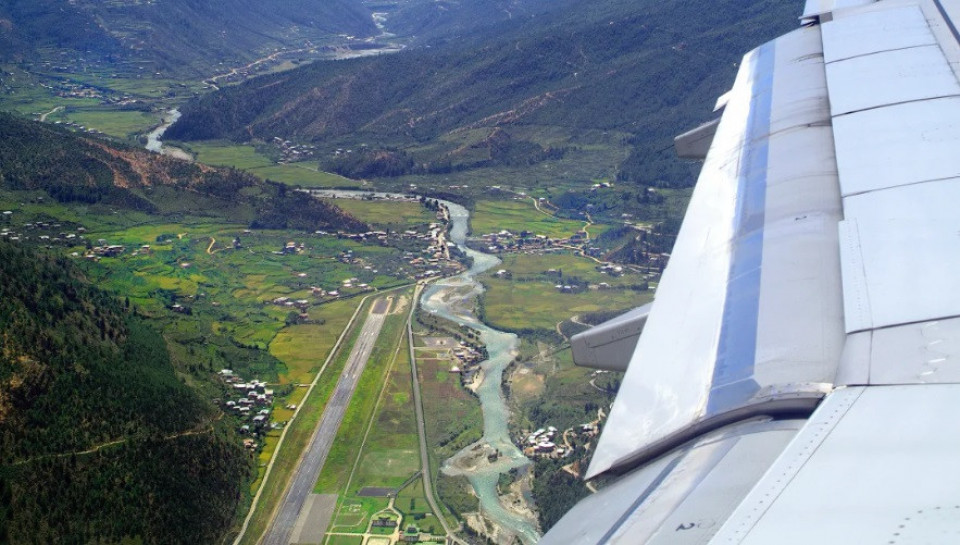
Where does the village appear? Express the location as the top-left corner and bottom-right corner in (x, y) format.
(320, 218), (463, 282)
(271, 136), (317, 163)
(474, 229), (587, 254)
(1, 193), (462, 302)
(517, 420), (599, 460)
(217, 370), (278, 450)
(475, 227), (667, 273)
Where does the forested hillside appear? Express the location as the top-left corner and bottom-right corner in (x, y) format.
(0, 0), (377, 77)
(0, 113), (367, 232)
(168, 0), (799, 187)
(0, 241), (251, 543)
(374, 0), (558, 44)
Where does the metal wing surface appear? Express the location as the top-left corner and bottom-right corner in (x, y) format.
(541, 1), (960, 543)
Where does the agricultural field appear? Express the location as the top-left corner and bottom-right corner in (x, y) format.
(269, 297), (359, 385)
(481, 280), (648, 333)
(0, 66), (204, 136)
(494, 252), (652, 289)
(52, 107), (160, 139)
(82, 225), (408, 370)
(479, 251), (654, 334)
(470, 199), (586, 239)
(175, 140), (360, 188)
(251, 164), (358, 188)
(66, 74), (206, 99)
(328, 199), (437, 231)
(179, 140), (275, 169)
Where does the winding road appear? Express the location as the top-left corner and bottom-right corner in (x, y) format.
(39, 106), (63, 122)
(261, 297), (390, 545)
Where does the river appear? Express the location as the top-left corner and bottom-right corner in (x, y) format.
(311, 191), (541, 544)
(422, 201), (541, 545)
(144, 109), (192, 161)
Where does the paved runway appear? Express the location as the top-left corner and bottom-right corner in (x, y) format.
(262, 298), (390, 545)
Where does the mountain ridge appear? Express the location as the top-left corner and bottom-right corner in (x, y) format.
(167, 0), (799, 187)
(0, 0), (378, 78)
(0, 112), (368, 232)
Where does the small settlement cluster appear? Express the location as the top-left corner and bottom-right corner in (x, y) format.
(271, 137), (317, 163)
(218, 369), (276, 450)
(447, 342), (484, 386)
(521, 421), (600, 460)
(303, 194), (464, 282)
(478, 229), (588, 254)
(523, 426), (565, 457)
(0, 215), (98, 249)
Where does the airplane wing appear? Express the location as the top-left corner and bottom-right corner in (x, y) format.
(543, 1), (960, 543)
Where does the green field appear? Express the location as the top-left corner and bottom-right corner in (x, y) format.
(82, 224), (404, 366)
(250, 164), (359, 188)
(478, 249), (654, 334)
(176, 140), (360, 188)
(349, 334), (422, 492)
(329, 496), (391, 533)
(269, 298), (357, 385)
(182, 141), (275, 169)
(481, 278), (651, 333)
(329, 199), (436, 231)
(326, 534), (365, 545)
(493, 251), (650, 287)
(48, 108), (160, 139)
(396, 477), (440, 528)
(471, 199), (586, 239)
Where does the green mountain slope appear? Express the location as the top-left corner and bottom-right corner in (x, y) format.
(0, 112), (367, 231)
(374, 0), (553, 43)
(0, 0), (378, 78)
(0, 241), (251, 543)
(0, 112), (375, 543)
(168, 0), (798, 187)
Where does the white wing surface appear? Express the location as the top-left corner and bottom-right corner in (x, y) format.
(542, 0), (960, 543)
